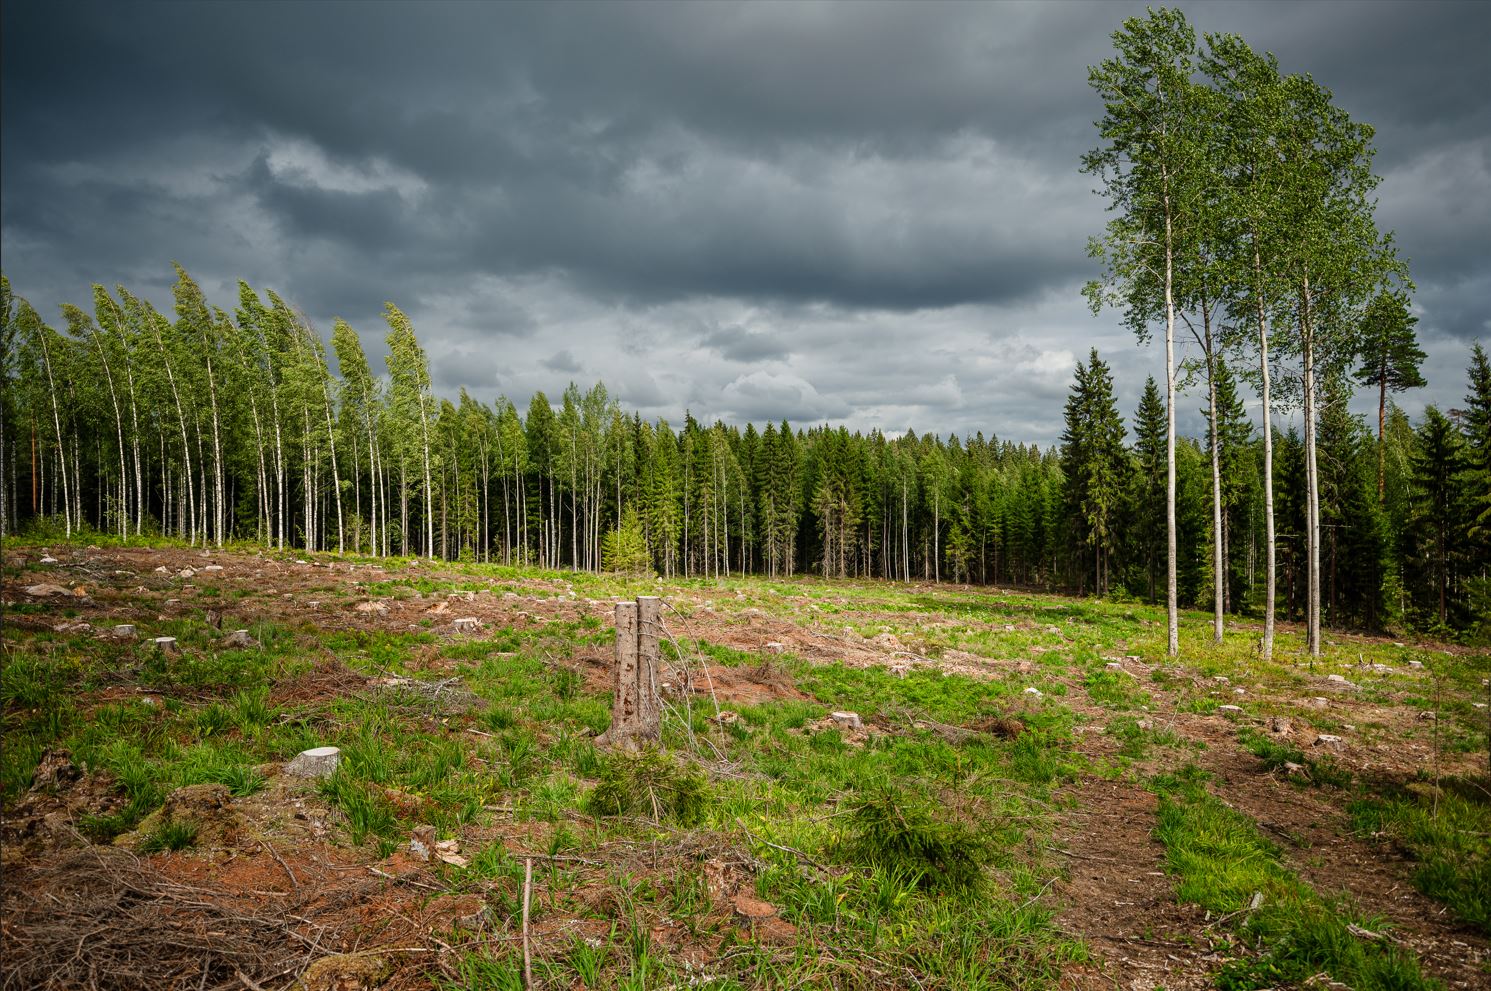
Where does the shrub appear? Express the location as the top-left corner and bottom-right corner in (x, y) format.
(841, 784), (995, 894)
(582, 748), (708, 825)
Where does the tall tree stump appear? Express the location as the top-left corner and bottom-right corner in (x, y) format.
(597, 596), (662, 749)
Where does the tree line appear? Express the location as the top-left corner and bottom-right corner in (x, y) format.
(0, 265), (1485, 640)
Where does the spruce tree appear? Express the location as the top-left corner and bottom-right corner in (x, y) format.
(1061, 350), (1128, 595)
(1131, 377), (1167, 602)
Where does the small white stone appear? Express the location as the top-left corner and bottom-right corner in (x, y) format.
(1234, 687), (1246, 696)
(178, 568), (194, 578)
(1023, 687), (1043, 698)
(286, 746), (341, 778)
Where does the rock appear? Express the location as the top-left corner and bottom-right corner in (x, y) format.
(223, 629), (259, 649)
(452, 617), (480, 633)
(830, 711), (862, 731)
(112, 624), (137, 639)
(1407, 660), (1423, 669)
(1003, 624), (1016, 632)
(154, 566), (170, 574)
(295, 953), (391, 991)
(409, 825), (436, 861)
(286, 746), (341, 778)
(1313, 734), (1344, 749)
(1233, 688), (1247, 696)
(1016, 660), (1035, 674)
(1218, 704), (1243, 713)
(1045, 625), (1061, 635)
(1269, 716), (1292, 734)
(1325, 674), (1359, 689)
(1417, 711), (1437, 721)
(21, 583), (72, 598)
(1214, 675), (1230, 684)
(153, 636), (179, 653)
(1310, 697), (1330, 708)
(178, 568), (194, 578)
(1023, 686), (1043, 698)
(355, 601), (389, 615)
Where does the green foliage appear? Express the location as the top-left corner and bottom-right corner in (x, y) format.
(582, 749), (708, 826)
(137, 819), (198, 854)
(841, 784), (996, 894)
(602, 507), (654, 575)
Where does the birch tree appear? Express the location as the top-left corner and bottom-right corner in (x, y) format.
(1084, 6), (1205, 655)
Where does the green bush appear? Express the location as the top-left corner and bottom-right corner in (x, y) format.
(841, 784), (995, 894)
(582, 748), (708, 825)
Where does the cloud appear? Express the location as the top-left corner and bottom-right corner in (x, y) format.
(3, 0), (1488, 447)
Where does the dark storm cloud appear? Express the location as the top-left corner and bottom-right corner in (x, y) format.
(3, 0), (1488, 444)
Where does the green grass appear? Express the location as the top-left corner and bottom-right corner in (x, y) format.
(6, 537), (1484, 989)
(1152, 767), (1437, 991)
(1350, 786), (1491, 935)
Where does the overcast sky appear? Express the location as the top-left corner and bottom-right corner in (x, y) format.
(3, 1), (1487, 445)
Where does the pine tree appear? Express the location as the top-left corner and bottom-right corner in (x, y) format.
(1354, 291), (1425, 498)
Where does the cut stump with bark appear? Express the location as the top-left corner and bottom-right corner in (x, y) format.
(596, 596), (662, 750)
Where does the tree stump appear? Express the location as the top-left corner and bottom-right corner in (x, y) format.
(596, 596), (662, 749)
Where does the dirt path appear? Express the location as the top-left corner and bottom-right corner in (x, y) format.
(1199, 748), (1491, 989)
(1052, 778), (1218, 991)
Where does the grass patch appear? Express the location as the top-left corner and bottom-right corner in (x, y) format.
(1350, 786), (1491, 936)
(1153, 767), (1435, 991)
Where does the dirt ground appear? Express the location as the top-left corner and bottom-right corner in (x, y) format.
(3, 545), (1488, 990)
